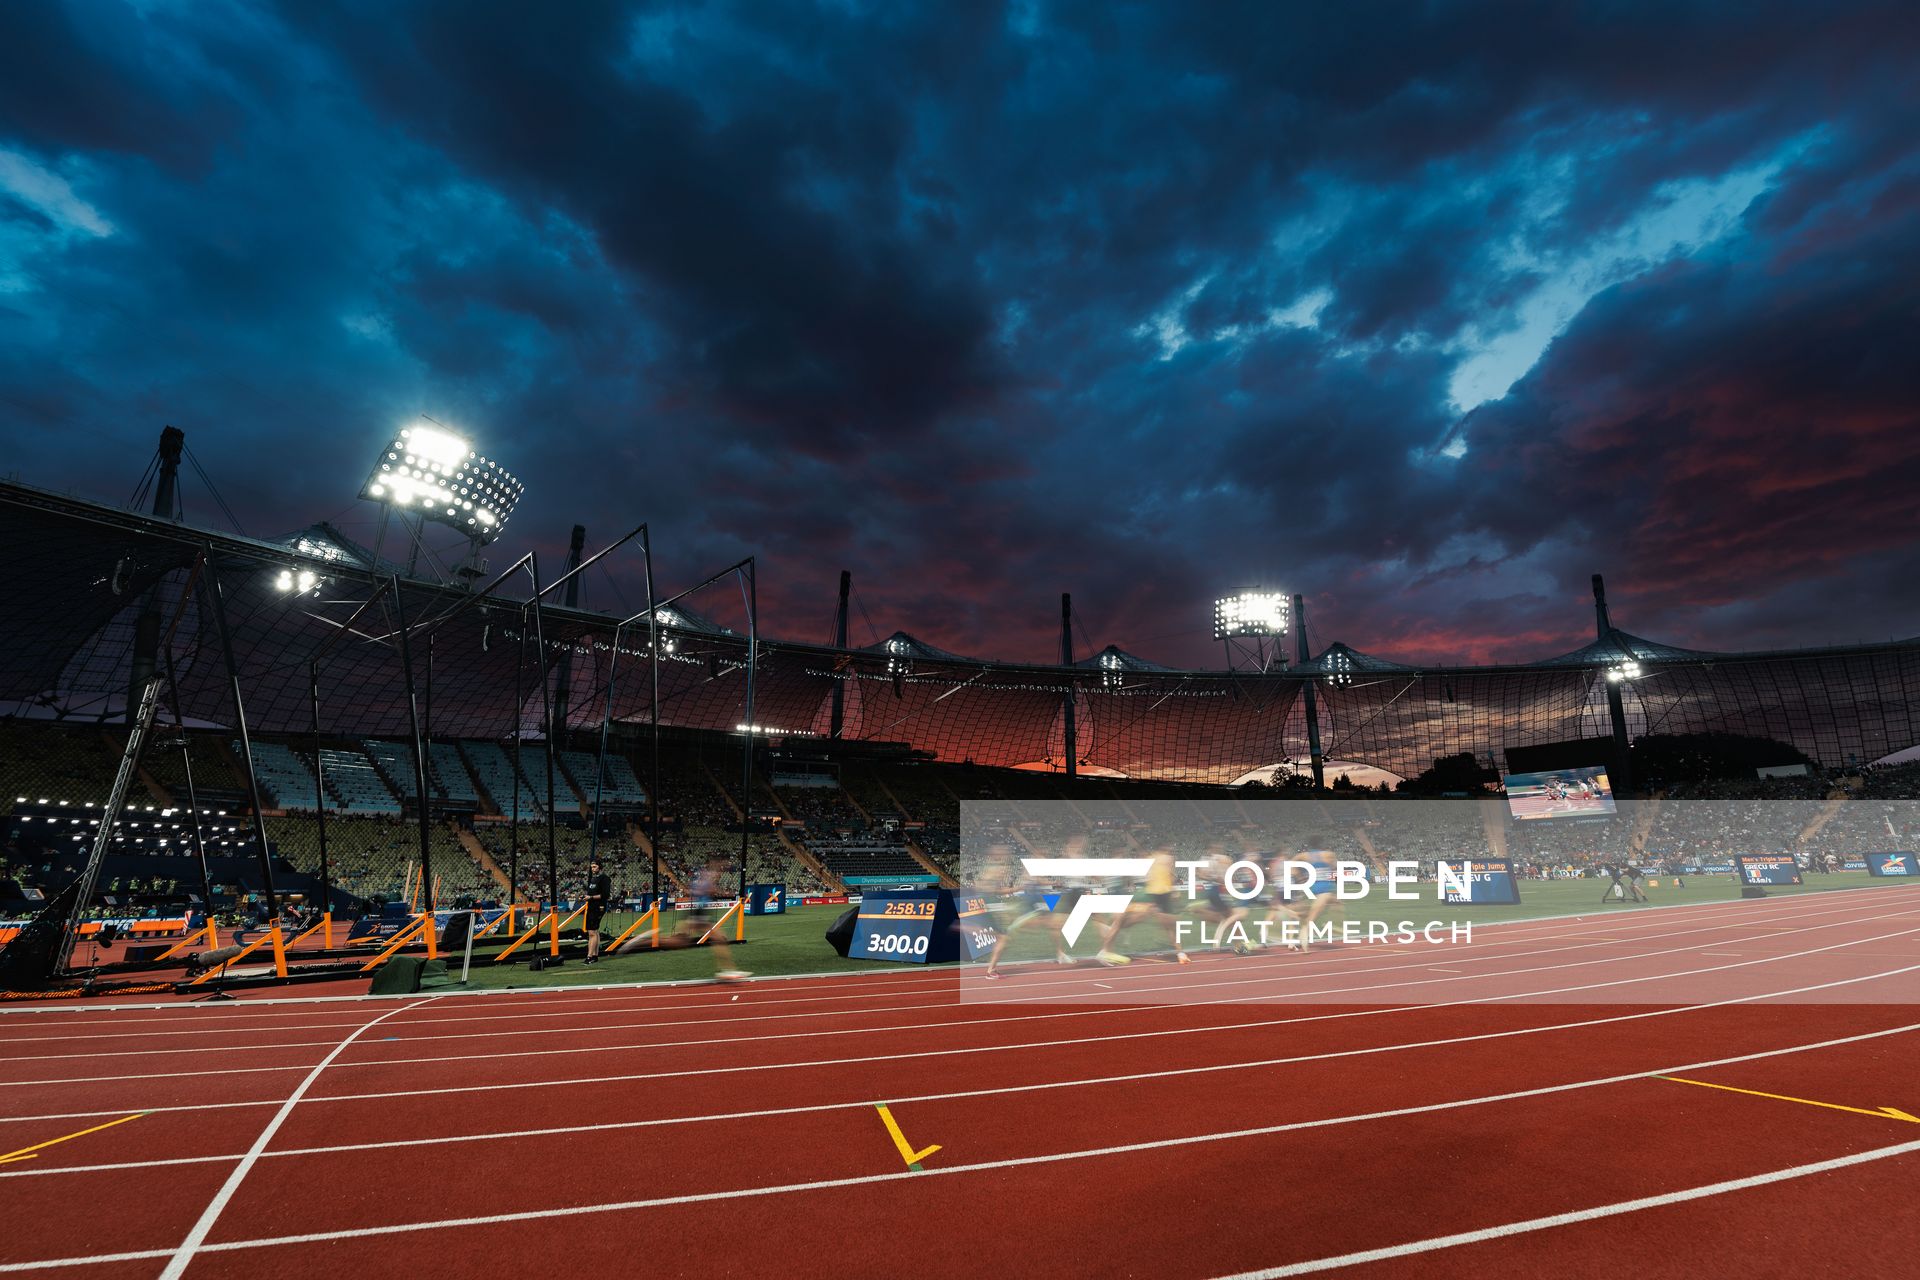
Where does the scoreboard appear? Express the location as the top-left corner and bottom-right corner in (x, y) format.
(851, 892), (943, 961)
(1736, 854), (1803, 887)
(1439, 859), (1521, 906)
(847, 889), (994, 964)
(1865, 852), (1918, 878)
(950, 889), (1000, 961)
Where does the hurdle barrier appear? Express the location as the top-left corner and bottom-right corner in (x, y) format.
(604, 902), (661, 954)
(357, 912), (439, 972)
(494, 904), (585, 963)
(695, 898), (747, 945)
(187, 923), (288, 985)
(155, 919), (220, 963)
(284, 912), (335, 951)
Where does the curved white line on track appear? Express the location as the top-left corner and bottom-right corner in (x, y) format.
(1, 884), (1910, 1033)
(151, 995), (439, 1280)
(2, 1018), (1917, 1274)
(3, 938), (1915, 1157)
(2, 892), (1878, 1062)
(6, 903), (1915, 1094)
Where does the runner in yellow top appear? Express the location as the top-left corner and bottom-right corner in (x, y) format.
(1096, 847), (1192, 967)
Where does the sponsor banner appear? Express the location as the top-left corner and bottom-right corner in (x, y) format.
(1865, 852), (1917, 877)
(0, 914), (193, 946)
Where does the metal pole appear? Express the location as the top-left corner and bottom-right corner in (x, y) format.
(739, 559), (757, 904)
(588, 620), (618, 870)
(830, 569), (850, 739)
(57, 677), (163, 975)
(205, 557), (280, 918)
(526, 555), (560, 910)
(509, 614), (523, 905)
(310, 661), (331, 913)
(1060, 592), (1077, 779)
(645, 535), (660, 905)
(1294, 592), (1325, 791)
(390, 576), (435, 911)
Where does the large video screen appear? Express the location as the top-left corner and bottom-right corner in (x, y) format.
(1736, 854), (1803, 886)
(1438, 859), (1522, 905)
(1503, 766), (1616, 821)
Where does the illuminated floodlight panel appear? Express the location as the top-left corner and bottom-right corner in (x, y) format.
(360, 421), (523, 543)
(1213, 591), (1290, 640)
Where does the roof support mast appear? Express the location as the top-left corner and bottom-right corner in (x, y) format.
(1061, 593), (1077, 779)
(1594, 574), (1635, 795)
(830, 569), (850, 739)
(1294, 592), (1325, 790)
(127, 426), (184, 724)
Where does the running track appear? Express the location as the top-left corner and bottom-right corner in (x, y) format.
(1, 886), (1917, 1278)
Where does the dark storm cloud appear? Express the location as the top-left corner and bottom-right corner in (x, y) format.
(2, 0), (1918, 681)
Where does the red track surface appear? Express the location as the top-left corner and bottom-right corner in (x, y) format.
(2, 886), (1918, 1278)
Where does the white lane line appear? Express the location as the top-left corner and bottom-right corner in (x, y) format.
(11, 892), (1899, 1066)
(1211, 1137), (1920, 1276)
(4, 948), (1915, 1176)
(2, 883), (1906, 1031)
(8, 902), (1912, 1093)
(2, 1018), (1916, 1273)
(151, 995), (440, 1280)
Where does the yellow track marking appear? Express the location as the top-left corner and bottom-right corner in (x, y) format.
(0, 1112), (148, 1165)
(1660, 1077), (1919, 1124)
(874, 1103), (941, 1170)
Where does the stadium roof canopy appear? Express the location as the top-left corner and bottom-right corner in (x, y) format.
(4, 479), (1917, 783)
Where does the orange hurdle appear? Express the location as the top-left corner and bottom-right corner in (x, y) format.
(494, 904), (585, 963)
(355, 912), (440, 972)
(156, 918), (220, 963)
(284, 912), (335, 951)
(605, 903), (661, 954)
(187, 923), (288, 985)
(694, 898), (746, 946)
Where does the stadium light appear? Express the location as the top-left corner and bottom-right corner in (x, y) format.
(1326, 650), (1353, 687)
(360, 420), (522, 544)
(1606, 659), (1643, 683)
(273, 567), (322, 596)
(1213, 591), (1290, 640)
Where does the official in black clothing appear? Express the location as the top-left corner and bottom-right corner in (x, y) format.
(584, 859), (611, 964)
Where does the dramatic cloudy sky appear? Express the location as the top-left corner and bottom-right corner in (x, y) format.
(2, 1), (1917, 667)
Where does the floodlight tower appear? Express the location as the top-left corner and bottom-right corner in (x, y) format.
(1213, 590), (1291, 673)
(360, 419), (523, 583)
